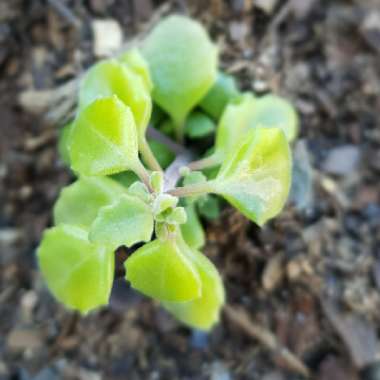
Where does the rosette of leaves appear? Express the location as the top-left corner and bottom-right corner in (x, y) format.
(38, 14), (298, 331)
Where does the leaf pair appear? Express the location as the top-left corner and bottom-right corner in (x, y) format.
(38, 225), (114, 314)
(207, 93), (298, 168)
(124, 234), (224, 330)
(212, 127), (292, 226)
(79, 53), (152, 138)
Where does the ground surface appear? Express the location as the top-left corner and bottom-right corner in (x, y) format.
(1, 0), (380, 379)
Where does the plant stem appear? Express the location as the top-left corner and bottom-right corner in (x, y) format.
(167, 182), (214, 198)
(146, 126), (188, 156)
(187, 154), (221, 171)
(132, 160), (153, 192)
(140, 137), (163, 172)
(163, 152), (193, 191)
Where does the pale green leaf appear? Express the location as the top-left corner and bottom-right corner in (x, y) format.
(119, 48), (153, 92)
(249, 94), (299, 142)
(89, 194), (154, 250)
(212, 127), (292, 226)
(37, 225), (114, 314)
(163, 239), (224, 330)
(69, 96), (140, 176)
(180, 204), (205, 249)
(79, 59), (151, 137)
(197, 195), (221, 220)
(142, 15), (218, 136)
(124, 238), (201, 302)
(184, 111), (215, 139)
(54, 177), (125, 228)
(214, 93), (257, 161)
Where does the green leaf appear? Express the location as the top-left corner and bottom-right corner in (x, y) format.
(58, 122), (73, 166)
(54, 177), (125, 228)
(110, 171), (139, 188)
(212, 127), (291, 226)
(180, 204), (205, 249)
(89, 194), (154, 250)
(149, 171), (164, 194)
(197, 195), (221, 221)
(119, 48), (153, 92)
(147, 139), (175, 169)
(163, 240), (224, 330)
(37, 225), (114, 314)
(125, 238), (201, 302)
(165, 207), (187, 225)
(152, 194), (178, 216)
(142, 15), (218, 137)
(128, 181), (152, 203)
(199, 71), (240, 120)
(214, 93), (257, 161)
(79, 59), (151, 137)
(249, 94), (299, 142)
(184, 111), (215, 139)
(69, 96), (140, 176)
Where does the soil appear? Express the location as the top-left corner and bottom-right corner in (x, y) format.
(1, 1), (380, 379)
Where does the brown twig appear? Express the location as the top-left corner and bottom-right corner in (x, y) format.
(224, 304), (311, 378)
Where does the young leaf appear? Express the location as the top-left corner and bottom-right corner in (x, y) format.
(119, 48), (153, 92)
(142, 15), (218, 138)
(89, 194), (154, 250)
(197, 195), (221, 220)
(37, 225), (114, 314)
(54, 177), (126, 228)
(124, 238), (201, 302)
(212, 127), (291, 226)
(180, 204), (205, 249)
(69, 96), (140, 176)
(199, 71), (240, 120)
(249, 94), (299, 142)
(163, 240), (224, 330)
(79, 59), (151, 137)
(184, 111), (215, 139)
(214, 93), (257, 161)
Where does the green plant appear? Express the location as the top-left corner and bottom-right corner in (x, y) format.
(37, 14), (297, 330)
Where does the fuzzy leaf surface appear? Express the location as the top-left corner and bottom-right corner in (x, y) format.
(142, 15), (218, 129)
(125, 239), (201, 302)
(89, 194), (154, 250)
(79, 59), (151, 136)
(212, 127), (291, 226)
(249, 94), (299, 142)
(54, 177), (125, 228)
(119, 48), (153, 92)
(163, 239), (224, 330)
(37, 225), (114, 314)
(69, 96), (140, 176)
(214, 93), (257, 160)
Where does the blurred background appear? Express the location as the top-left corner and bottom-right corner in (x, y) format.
(1, 0), (380, 379)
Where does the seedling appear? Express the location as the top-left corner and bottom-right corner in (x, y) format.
(38, 15), (298, 330)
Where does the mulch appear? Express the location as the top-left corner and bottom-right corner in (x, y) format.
(0, 1), (379, 379)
